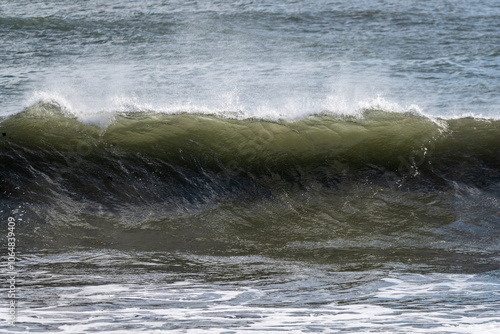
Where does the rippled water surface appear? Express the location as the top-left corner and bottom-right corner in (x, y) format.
(3, 250), (499, 333)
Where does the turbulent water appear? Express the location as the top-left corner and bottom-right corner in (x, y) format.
(1, 0), (500, 333)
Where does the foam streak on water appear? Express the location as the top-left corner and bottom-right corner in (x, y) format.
(2, 252), (500, 334)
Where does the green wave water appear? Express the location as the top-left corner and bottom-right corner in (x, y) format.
(1, 101), (499, 272)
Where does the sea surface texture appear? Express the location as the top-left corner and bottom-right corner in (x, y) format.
(1, 0), (500, 333)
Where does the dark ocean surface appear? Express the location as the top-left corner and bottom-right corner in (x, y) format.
(1, 0), (500, 332)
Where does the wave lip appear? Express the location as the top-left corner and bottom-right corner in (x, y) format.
(1, 99), (447, 169)
(2, 98), (499, 179)
(13, 91), (460, 123)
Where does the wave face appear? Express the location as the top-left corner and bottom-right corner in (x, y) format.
(1, 102), (500, 269)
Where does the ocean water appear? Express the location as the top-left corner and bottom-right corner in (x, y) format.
(1, 0), (500, 333)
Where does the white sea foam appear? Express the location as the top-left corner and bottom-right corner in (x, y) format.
(3, 272), (499, 334)
(18, 88), (451, 126)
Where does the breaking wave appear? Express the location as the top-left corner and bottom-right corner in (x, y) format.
(1, 98), (499, 267)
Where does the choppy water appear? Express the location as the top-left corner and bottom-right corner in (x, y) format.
(5, 251), (500, 333)
(1, 0), (500, 333)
